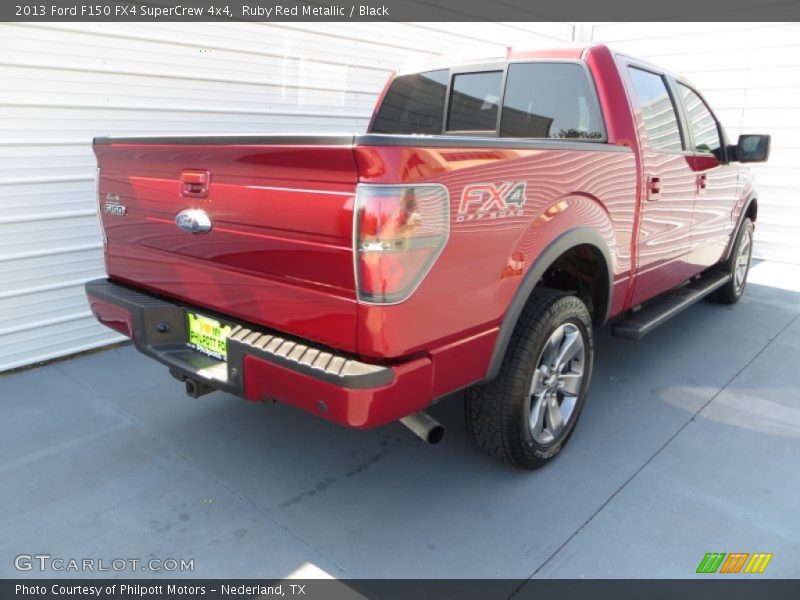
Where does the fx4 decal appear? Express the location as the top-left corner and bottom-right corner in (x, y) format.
(457, 182), (527, 222)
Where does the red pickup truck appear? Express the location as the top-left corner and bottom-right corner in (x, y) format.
(86, 44), (769, 469)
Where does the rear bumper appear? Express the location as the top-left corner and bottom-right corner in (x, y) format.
(85, 278), (433, 428)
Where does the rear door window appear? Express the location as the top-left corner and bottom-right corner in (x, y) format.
(447, 71), (503, 133)
(627, 67), (684, 152)
(500, 63), (604, 139)
(371, 70), (448, 135)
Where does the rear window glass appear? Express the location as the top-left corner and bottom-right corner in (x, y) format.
(447, 71), (503, 132)
(500, 63), (604, 139)
(371, 70), (448, 135)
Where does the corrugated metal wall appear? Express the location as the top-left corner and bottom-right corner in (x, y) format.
(0, 21), (574, 372)
(585, 22), (800, 265)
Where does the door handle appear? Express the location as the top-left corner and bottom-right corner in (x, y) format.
(646, 176), (661, 201)
(697, 173), (708, 191)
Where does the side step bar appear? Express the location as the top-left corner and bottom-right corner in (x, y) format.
(612, 272), (731, 340)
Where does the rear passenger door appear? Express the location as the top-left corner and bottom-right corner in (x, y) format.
(675, 82), (740, 270)
(624, 64), (698, 305)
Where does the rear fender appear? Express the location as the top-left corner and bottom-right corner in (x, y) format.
(485, 225), (614, 381)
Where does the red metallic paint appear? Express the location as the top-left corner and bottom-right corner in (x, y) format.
(96, 143), (360, 352)
(367, 70), (396, 133)
(352, 145), (637, 359)
(608, 50), (751, 305)
(105, 241), (359, 353)
(88, 296), (134, 339)
(89, 44), (755, 429)
(429, 328), (499, 398)
(507, 48), (585, 61)
(242, 353), (433, 428)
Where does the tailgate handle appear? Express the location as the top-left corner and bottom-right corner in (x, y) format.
(180, 170), (210, 198)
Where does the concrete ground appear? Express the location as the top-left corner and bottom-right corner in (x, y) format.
(1, 260), (799, 582)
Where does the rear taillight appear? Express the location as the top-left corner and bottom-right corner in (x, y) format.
(354, 184), (449, 304)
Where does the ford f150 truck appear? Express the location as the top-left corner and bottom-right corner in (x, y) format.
(86, 44), (769, 469)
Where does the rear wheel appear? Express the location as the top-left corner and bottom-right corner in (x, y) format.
(465, 288), (593, 469)
(709, 218), (754, 305)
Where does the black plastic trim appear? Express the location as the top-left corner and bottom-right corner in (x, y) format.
(723, 194), (758, 262)
(611, 271), (731, 340)
(85, 278), (392, 392)
(484, 227), (614, 381)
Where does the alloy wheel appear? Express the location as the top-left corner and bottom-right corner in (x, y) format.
(528, 323), (586, 445)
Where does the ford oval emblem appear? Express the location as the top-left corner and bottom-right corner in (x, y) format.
(175, 209), (212, 234)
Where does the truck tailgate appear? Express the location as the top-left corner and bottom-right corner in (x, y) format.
(93, 135), (359, 352)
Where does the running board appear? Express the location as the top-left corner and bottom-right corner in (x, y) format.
(612, 272), (731, 340)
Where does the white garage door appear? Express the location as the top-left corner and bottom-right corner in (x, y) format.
(0, 21), (574, 372)
(586, 22), (800, 265)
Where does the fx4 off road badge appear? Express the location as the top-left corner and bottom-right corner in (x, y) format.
(457, 181), (526, 222)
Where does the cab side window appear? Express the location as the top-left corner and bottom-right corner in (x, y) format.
(447, 71), (503, 132)
(500, 63), (605, 139)
(371, 70), (449, 135)
(678, 83), (722, 157)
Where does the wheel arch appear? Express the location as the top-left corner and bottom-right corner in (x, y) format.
(723, 194), (758, 262)
(485, 227), (613, 381)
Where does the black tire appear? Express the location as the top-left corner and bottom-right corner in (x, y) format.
(708, 218), (754, 305)
(465, 288), (594, 469)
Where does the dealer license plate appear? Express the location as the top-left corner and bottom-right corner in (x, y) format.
(187, 312), (233, 360)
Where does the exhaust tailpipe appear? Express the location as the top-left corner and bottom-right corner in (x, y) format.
(399, 411), (445, 445)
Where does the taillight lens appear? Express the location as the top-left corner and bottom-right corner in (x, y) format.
(354, 184), (449, 304)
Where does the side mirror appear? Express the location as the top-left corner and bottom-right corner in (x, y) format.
(735, 134), (770, 163)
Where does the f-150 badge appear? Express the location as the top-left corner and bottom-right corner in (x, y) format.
(103, 193), (126, 216)
(457, 182), (526, 222)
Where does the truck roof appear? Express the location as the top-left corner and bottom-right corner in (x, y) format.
(397, 44), (600, 75)
(506, 45), (593, 61)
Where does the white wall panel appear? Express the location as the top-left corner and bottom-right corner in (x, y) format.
(0, 21), (574, 372)
(587, 22), (800, 264)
